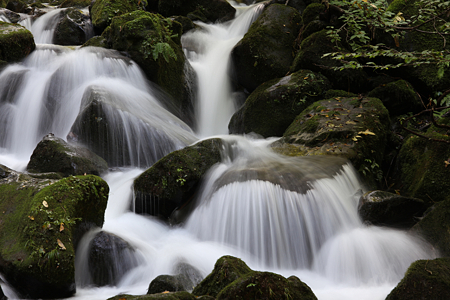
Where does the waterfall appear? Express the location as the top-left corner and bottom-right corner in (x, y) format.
(182, 3), (265, 137)
(0, 45), (196, 169)
(0, 2), (437, 300)
(21, 8), (65, 44)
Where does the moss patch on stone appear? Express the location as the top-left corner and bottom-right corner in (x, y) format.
(133, 138), (222, 219)
(0, 21), (35, 62)
(0, 172), (108, 298)
(386, 258), (450, 300)
(229, 69), (331, 137)
(280, 97), (390, 187)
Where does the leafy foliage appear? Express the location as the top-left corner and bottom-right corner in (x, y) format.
(323, 0), (450, 71)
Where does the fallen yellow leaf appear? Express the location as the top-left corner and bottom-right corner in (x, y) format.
(57, 239), (66, 250)
(42, 201), (48, 208)
(28, 216), (34, 221)
(358, 129), (376, 135)
(346, 120), (357, 125)
(60, 223), (64, 232)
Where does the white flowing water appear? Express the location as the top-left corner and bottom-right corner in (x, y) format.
(0, 2), (438, 300)
(182, 3), (264, 137)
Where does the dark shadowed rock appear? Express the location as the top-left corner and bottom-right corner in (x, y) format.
(53, 8), (93, 46)
(27, 133), (108, 177)
(148, 274), (194, 294)
(386, 258), (450, 300)
(231, 4), (302, 92)
(229, 69), (331, 137)
(158, 0), (235, 23)
(88, 231), (140, 287)
(358, 190), (429, 228)
(133, 138), (223, 220)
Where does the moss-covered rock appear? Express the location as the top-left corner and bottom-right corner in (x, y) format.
(101, 10), (195, 124)
(108, 292), (196, 300)
(217, 272), (317, 300)
(0, 21), (35, 62)
(53, 8), (93, 46)
(229, 69), (331, 137)
(398, 123), (450, 203)
(0, 168), (109, 298)
(5, 0), (26, 13)
(385, 258), (450, 300)
(231, 4), (302, 92)
(27, 133), (108, 177)
(277, 96), (390, 187)
(192, 256), (317, 300)
(158, 0), (235, 23)
(148, 274), (195, 294)
(302, 3), (325, 26)
(133, 138), (222, 220)
(412, 199), (450, 257)
(358, 190), (429, 228)
(192, 256), (252, 297)
(367, 80), (422, 116)
(90, 0), (144, 35)
(291, 29), (368, 93)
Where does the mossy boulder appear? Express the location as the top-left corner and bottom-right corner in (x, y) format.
(0, 21), (35, 63)
(192, 256), (252, 297)
(291, 29), (368, 93)
(367, 80), (422, 116)
(90, 0), (144, 35)
(87, 231), (140, 287)
(27, 133), (108, 177)
(385, 258), (450, 300)
(276, 96), (390, 187)
(5, 0), (26, 13)
(133, 138), (223, 220)
(158, 0), (235, 23)
(193, 256), (317, 300)
(108, 292), (196, 300)
(53, 8), (93, 46)
(358, 190), (429, 228)
(229, 69), (331, 137)
(148, 274), (195, 294)
(217, 272), (317, 300)
(101, 11), (195, 124)
(412, 199), (450, 257)
(302, 3), (325, 26)
(398, 123), (450, 203)
(231, 4), (302, 92)
(0, 169), (109, 298)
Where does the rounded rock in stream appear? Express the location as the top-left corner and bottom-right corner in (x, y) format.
(27, 133), (108, 177)
(87, 231), (141, 287)
(53, 8), (93, 46)
(0, 21), (35, 63)
(0, 172), (109, 298)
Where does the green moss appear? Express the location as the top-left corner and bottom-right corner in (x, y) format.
(399, 125), (450, 203)
(0, 21), (35, 62)
(0, 175), (108, 298)
(90, 0), (144, 33)
(60, 0), (90, 8)
(229, 69), (331, 137)
(108, 292), (196, 300)
(324, 89), (357, 98)
(302, 3), (325, 26)
(386, 258), (450, 300)
(192, 256), (252, 297)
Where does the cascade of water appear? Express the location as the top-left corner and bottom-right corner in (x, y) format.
(0, 2), (438, 300)
(0, 45), (196, 169)
(21, 8), (65, 44)
(182, 3), (264, 137)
